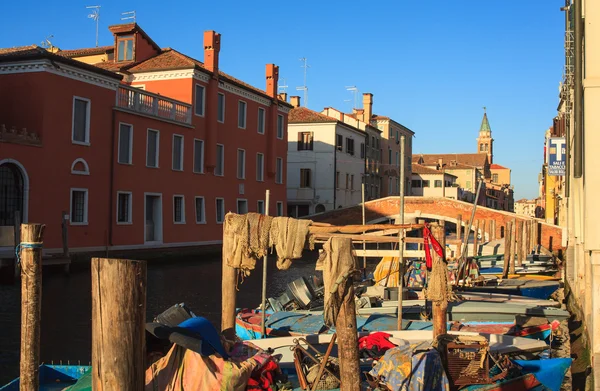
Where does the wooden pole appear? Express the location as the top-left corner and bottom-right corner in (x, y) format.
(510, 219), (517, 274)
(472, 220), (480, 257)
(521, 220), (527, 266)
(456, 214), (462, 259)
(92, 258), (146, 391)
(397, 135), (405, 331)
(502, 221), (512, 278)
(361, 182), (366, 278)
(221, 217), (237, 340)
(516, 220), (524, 267)
(526, 220), (532, 254)
(335, 239), (361, 391)
(491, 219), (496, 241)
(431, 223), (448, 339)
(481, 219), (487, 243)
(261, 190), (270, 338)
(19, 223), (45, 391)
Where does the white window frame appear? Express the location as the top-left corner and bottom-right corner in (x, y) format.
(173, 195), (186, 224)
(172, 134), (184, 171)
(256, 153), (264, 182)
(217, 93), (225, 123)
(257, 108), (266, 134)
(194, 84), (206, 117)
(70, 188), (89, 225)
(216, 197), (225, 224)
(193, 138), (205, 174)
(276, 157), (283, 184)
(238, 100), (247, 129)
(277, 114), (284, 139)
(237, 198), (248, 214)
(117, 122), (133, 165)
(70, 158), (90, 175)
(257, 200), (265, 214)
(215, 144), (225, 176)
(194, 196), (206, 224)
(276, 201), (283, 217)
(116, 191), (133, 225)
(146, 129), (160, 168)
(72, 96), (91, 145)
(237, 149), (246, 179)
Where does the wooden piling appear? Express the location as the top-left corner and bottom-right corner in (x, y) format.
(91, 258), (146, 391)
(431, 223), (448, 339)
(502, 221), (512, 278)
(221, 221), (237, 340)
(490, 219), (496, 241)
(19, 223), (45, 391)
(510, 220), (517, 274)
(521, 220), (527, 266)
(481, 219), (487, 243)
(516, 220), (524, 267)
(335, 240), (360, 391)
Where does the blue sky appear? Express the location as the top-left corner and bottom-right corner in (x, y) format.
(0, 0), (564, 199)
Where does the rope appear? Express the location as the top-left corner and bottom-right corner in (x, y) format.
(15, 241), (43, 265)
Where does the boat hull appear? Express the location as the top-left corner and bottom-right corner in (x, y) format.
(0, 365), (90, 391)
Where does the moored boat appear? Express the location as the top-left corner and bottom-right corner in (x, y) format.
(0, 364), (90, 391)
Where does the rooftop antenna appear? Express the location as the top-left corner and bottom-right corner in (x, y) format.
(278, 77), (288, 93)
(296, 57), (309, 107)
(121, 10), (136, 23)
(40, 35), (54, 50)
(86, 6), (101, 48)
(483, 106), (487, 113)
(345, 86), (358, 109)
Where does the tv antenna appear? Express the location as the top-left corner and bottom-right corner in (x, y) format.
(40, 35), (54, 50)
(296, 57), (309, 107)
(86, 5), (101, 47)
(121, 10), (136, 23)
(278, 77), (288, 93)
(345, 86), (359, 109)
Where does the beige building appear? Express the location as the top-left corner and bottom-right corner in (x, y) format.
(410, 164), (459, 199)
(514, 198), (539, 218)
(558, 0), (600, 379)
(490, 163), (511, 185)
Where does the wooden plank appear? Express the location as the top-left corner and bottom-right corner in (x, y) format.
(309, 223), (423, 234)
(352, 249), (425, 258)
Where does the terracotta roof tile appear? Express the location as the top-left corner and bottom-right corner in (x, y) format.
(93, 60), (137, 72)
(490, 163), (509, 169)
(108, 23), (161, 53)
(412, 164), (458, 177)
(413, 153), (488, 168)
(57, 45), (113, 58)
(289, 107), (338, 123)
(0, 45), (38, 55)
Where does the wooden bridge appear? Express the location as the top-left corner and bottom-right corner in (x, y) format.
(310, 196), (564, 252)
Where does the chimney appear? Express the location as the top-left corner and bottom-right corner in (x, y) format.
(203, 31), (221, 73)
(363, 93), (373, 123)
(438, 158), (443, 170)
(290, 96), (301, 108)
(266, 64), (279, 98)
(278, 92), (288, 102)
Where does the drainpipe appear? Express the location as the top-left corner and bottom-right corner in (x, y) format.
(573, 0), (583, 178)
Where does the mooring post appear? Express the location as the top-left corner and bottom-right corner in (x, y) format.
(19, 223), (45, 391)
(490, 219), (496, 241)
(260, 190), (270, 338)
(472, 220), (480, 257)
(502, 221), (512, 278)
(335, 239), (361, 391)
(91, 258), (146, 390)
(431, 223), (448, 339)
(510, 219), (517, 274)
(456, 214), (462, 259)
(481, 219), (487, 243)
(221, 215), (237, 340)
(516, 220), (524, 267)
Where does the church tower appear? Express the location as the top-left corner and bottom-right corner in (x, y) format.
(477, 108), (494, 164)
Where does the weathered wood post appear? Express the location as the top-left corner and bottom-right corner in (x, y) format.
(472, 220), (480, 257)
(19, 223), (45, 391)
(490, 219), (496, 241)
(92, 258), (146, 391)
(510, 219), (517, 274)
(502, 221), (513, 278)
(456, 214), (462, 258)
(335, 239), (360, 391)
(430, 223), (448, 339)
(481, 219), (487, 243)
(221, 214), (237, 339)
(516, 220), (524, 267)
(521, 220), (528, 263)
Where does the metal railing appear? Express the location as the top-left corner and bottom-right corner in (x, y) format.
(116, 86), (192, 125)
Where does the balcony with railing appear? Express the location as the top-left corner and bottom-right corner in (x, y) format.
(116, 86), (192, 126)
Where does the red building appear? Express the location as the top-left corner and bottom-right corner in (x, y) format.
(0, 23), (290, 254)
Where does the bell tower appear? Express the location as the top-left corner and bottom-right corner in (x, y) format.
(477, 107), (494, 164)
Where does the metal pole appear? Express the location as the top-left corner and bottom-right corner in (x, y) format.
(261, 190), (270, 338)
(397, 135), (405, 330)
(573, 0), (583, 178)
(362, 182), (366, 278)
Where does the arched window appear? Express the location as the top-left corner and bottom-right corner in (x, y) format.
(71, 158), (90, 175)
(315, 204), (326, 214)
(0, 163), (25, 225)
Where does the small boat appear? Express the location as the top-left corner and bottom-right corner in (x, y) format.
(474, 254), (554, 263)
(453, 279), (560, 300)
(236, 309), (559, 341)
(478, 266), (558, 276)
(247, 330), (549, 369)
(0, 364), (90, 391)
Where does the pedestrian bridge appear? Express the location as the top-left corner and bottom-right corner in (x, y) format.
(310, 196), (564, 251)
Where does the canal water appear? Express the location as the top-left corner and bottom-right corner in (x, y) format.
(0, 250), (381, 383)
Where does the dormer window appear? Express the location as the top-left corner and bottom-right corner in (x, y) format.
(117, 35), (134, 61)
